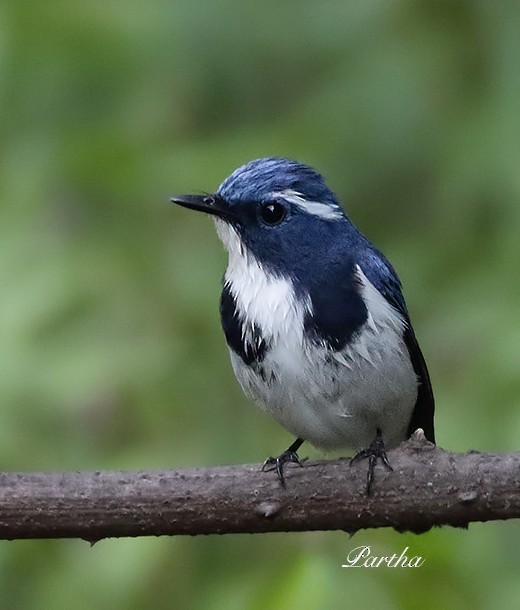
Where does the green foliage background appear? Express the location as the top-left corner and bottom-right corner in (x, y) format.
(1, 1), (520, 608)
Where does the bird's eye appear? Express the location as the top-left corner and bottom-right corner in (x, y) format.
(259, 201), (286, 225)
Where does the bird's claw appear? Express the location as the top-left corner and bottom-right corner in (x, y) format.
(350, 429), (393, 495)
(262, 449), (304, 486)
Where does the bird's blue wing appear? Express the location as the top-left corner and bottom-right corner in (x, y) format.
(359, 249), (435, 444)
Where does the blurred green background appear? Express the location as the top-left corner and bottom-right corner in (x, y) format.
(1, 0), (520, 608)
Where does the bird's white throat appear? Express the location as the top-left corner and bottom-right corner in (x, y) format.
(214, 217), (310, 342)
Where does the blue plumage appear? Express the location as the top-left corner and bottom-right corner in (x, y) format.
(172, 157), (435, 489)
(218, 157), (340, 208)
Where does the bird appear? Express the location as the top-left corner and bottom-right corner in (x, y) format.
(171, 157), (435, 492)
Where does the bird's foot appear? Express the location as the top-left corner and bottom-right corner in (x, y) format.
(262, 450), (303, 486)
(262, 438), (305, 486)
(350, 428), (393, 495)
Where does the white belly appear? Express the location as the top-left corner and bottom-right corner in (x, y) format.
(230, 316), (417, 450)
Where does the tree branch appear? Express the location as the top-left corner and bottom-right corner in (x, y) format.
(1, 431), (519, 541)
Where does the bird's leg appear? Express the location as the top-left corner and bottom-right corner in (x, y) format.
(350, 428), (393, 495)
(262, 438), (305, 486)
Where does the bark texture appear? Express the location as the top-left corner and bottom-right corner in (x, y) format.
(1, 431), (519, 541)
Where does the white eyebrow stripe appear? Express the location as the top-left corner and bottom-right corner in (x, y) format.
(273, 189), (344, 221)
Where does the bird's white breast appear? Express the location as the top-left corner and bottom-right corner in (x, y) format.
(216, 219), (418, 451)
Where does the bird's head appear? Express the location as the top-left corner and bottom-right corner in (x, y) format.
(171, 157), (356, 278)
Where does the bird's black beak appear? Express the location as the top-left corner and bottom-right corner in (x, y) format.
(170, 194), (235, 222)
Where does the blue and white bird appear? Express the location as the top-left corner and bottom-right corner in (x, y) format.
(171, 157), (435, 491)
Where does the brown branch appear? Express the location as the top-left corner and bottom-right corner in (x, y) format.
(1, 431), (519, 541)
